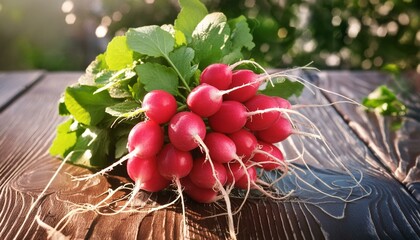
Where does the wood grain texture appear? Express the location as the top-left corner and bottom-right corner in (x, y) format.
(317, 71), (420, 201)
(0, 71), (419, 240)
(0, 71), (45, 112)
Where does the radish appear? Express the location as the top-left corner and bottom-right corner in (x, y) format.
(228, 129), (258, 161)
(127, 155), (170, 192)
(200, 63), (232, 90)
(168, 111), (207, 152)
(140, 170), (171, 192)
(223, 69), (260, 102)
(189, 157), (227, 189)
(126, 155), (157, 183)
(181, 177), (219, 203)
(225, 162), (247, 186)
(127, 120), (164, 158)
(156, 143), (194, 239)
(186, 84), (224, 117)
(204, 132), (240, 163)
(234, 166), (257, 190)
(142, 90), (177, 124)
(244, 94), (281, 131)
(208, 99), (293, 134)
(187, 79), (273, 117)
(252, 141), (285, 171)
(111, 154), (170, 215)
(156, 143), (193, 180)
(272, 96), (292, 110)
(255, 116), (292, 143)
(208, 101), (248, 133)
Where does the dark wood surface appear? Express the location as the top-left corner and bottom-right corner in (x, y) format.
(318, 71), (420, 201)
(0, 71), (44, 112)
(0, 70), (419, 240)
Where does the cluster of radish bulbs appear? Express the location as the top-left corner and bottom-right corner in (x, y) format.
(124, 63), (294, 205)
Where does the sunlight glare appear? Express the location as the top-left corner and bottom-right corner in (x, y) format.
(347, 17), (361, 38)
(65, 13), (76, 25)
(61, 0), (74, 13)
(95, 25), (108, 38)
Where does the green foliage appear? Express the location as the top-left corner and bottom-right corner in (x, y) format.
(127, 26), (175, 58)
(168, 46), (198, 84)
(49, 119), (79, 158)
(64, 85), (118, 126)
(174, 0), (208, 40)
(105, 36), (134, 71)
(260, 79), (304, 99)
(362, 85), (407, 117)
(135, 63), (179, 95)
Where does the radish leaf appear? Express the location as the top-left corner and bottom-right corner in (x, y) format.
(126, 25), (175, 58)
(49, 118), (79, 158)
(362, 85), (407, 117)
(135, 62), (179, 95)
(69, 127), (110, 168)
(192, 12), (230, 68)
(169, 46), (197, 84)
(174, 0), (208, 41)
(228, 15), (254, 51)
(260, 79), (304, 99)
(105, 36), (134, 71)
(105, 101), (140, 117)
(65, 85), (118, 126)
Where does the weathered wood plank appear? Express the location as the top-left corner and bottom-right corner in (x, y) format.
(317, 70), (420, 201)
(0, 71), (45, 112)
(0, 71), (418, 240)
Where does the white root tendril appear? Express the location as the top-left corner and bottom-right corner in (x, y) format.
(229, 158), (251, 215)
(174, 178), (189, 240)
(72, 151), (136, 181)
(35, 215), (70, 240)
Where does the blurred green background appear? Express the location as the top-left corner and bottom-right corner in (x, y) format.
(0, 0), (418, 71)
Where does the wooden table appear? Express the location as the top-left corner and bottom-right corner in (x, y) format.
(0, 70), (419, 239)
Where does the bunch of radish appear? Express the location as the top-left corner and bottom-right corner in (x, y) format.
(124, 63), (295, 206)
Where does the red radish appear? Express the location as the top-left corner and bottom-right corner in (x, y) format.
(252, 141), (285, 171)
(223, 69), (260, 102)
(228, 129), (258, 160)
(189, 157), (227, 189)
(157, 143), (193, 180)
(225, 162), (247, 185)
(181, 177), (219, 203)
(204, 132), (239, 163)
(256, 117), (292, 143)
(142, 90), (177, 124)
(207, 99), (288, 134)
(244, 94), (280, 131)
(155, 143), (194, 239)
(200, 63), (232, 90)
(187, 80), (271, 117)
(168, 111), (207, 151)
(234, 166), (257, 189)
(272, 96), (292, 109)
(208, 101), (248, 133)
(127, 120), (164, 158)
(140, 171), (171, 192)
(186, 84), (223, 117)
(126, 155), (157, 183)
(115, 153), (170, 216)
